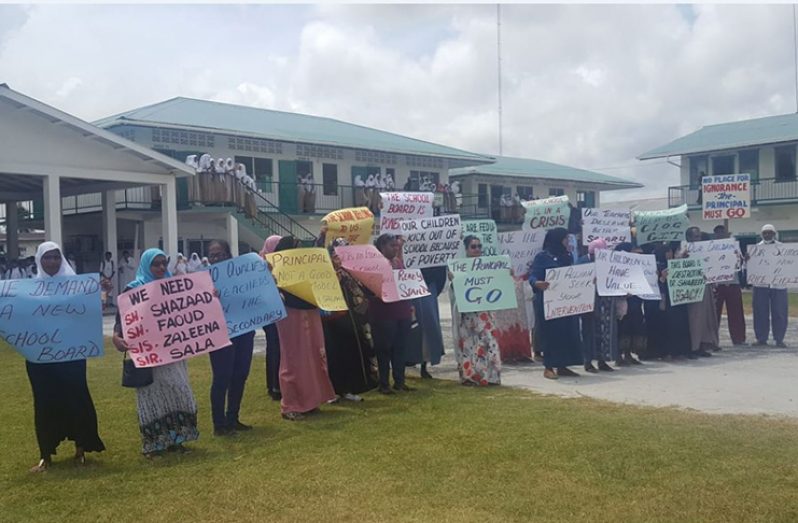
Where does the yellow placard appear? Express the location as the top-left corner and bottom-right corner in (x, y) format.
(322, 207), (374, 247)
(265, 248), (347, 311)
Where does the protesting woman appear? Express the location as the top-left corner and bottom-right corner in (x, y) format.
(260, 235), (282, 401)
(643, 242), (692, 360)
(27, 242), (105, 472)
(272, 236), (336, 420)
(405, 265), (446, 379)
(322, 238), (378, 401)
(529, 227), (583, 379)
(449, 235), (502, 386)
(576, 238), (614, 373)
(113, 248), (199, 457)
(615, 242), (644, 365)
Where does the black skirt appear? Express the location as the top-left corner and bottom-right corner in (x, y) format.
(26, 360), (105, 460)
(321, 312), (378, 395)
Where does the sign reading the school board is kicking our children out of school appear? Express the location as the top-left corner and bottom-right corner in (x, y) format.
(521, 195), (571, 231)
(379, 192), (434, 233)
(322, 207), (374, 246)
(0, 274), (104, 363)
(208, 253), (286, 337)
(702, 174), (751, 220)
(118, 271), (231, 368)
(334, 244), (430, 302)
(667, 258), (706, 306)
(448, 255), (518, 313)
(265, 248), (348, 311)
(543, 263), (596, 320)
(634, 204), (689, 244)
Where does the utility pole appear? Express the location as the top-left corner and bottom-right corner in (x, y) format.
(497, 4), (504, 155)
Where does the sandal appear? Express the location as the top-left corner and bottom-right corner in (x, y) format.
(29, 458), (50, 473)
(282, 412), (305, 421)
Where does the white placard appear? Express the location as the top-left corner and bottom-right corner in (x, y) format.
(497, 230), (546, 278)
(686, 239), (740, 284)
(544, 263), (596, 320)
(702, 174), (751, 220)
(390, 269), (431, 300)
(581, 208), (631, 246)
(399, 214), (462, 269)
(747, 243), (798, 287)
(595, 249), (657, 298)
(379, 192), (434, 233)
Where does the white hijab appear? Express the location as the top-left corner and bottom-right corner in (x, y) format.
(34, 241), (75, 279)
(187, 253), (202, 272)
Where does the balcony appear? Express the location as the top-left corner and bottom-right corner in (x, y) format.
(668, 178), (798, 208)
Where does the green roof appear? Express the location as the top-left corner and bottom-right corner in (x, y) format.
(639, 112), (798, 160)
(94, 97), (493, 168)
(449, 155), (642, 190)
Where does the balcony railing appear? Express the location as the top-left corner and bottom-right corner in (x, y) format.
(668, 178), (798, 208)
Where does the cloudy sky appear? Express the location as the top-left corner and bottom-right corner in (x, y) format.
(0, 3), (795, 201)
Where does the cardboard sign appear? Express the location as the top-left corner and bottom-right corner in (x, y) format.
(686, 239), (741, 284)
(209, 253), (286, 337)
(702, 174), (750, 220)
(334, 245), (428, 302)
(594, 249), (660, 300)
(667, 258), (706, 306)
(581, 208), (631, 246)
(448, 255), (518, 313)
(0, 274), (103, 363)
(497, 230), (546, 279)
(379, 192), (434, 233)
(521, 195), (571, 231)
(118, 272), (231, 368)
(266, 248), (347, 311)
(746, 244), (798, 287)
(634, 204), (689, 244)
(399, 214), (462, 269)
(461, 219), (500, 256)
(323, 207), (374, 246)
(543, 263), (596, 320)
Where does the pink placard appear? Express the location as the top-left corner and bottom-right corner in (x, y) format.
(118, 272), (231, 368)
(334, 245), (429, 303)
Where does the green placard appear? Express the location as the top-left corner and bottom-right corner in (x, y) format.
(635, 204), (689, 244)
(461, 219), (499, 256)
(448, 255), (518, 313)
(667, 258), (705, 306)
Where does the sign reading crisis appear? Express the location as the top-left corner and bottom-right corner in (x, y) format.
(521, 196), (571, 231)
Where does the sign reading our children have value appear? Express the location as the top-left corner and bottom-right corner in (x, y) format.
(322, 207), (374, 246)
(0, 274), (104, 363)
(634, 204), (689, 244)
(543, 263), (596, 320)
(265, 248), (347, 310)
(594, 249), (657, 299)
(702, 174), (751, 220)
(208, 253), (286, 337)
(448, 255), (517, 313)
(119, 271), (231, 368)
(521, 195), (571, 231)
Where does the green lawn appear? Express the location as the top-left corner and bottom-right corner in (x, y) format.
(2, 344), (798, 522)
(741, 290), (798, 317)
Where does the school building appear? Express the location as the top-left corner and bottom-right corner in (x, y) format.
(639, 112), (798, 242)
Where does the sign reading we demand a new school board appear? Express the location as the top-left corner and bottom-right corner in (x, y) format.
(702, 174), (751, 220)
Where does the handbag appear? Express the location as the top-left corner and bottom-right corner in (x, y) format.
(122, 352), (153, 388)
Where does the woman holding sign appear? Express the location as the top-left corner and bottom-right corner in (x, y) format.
(450, 235), (502, 386)
(27, 242), (105, 473)
(529, 228), (583, 380)
(112, 248), (199, 456)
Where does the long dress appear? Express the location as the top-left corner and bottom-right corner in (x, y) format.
(493, 279), (533, 362)
(405, 267), (446, 366)
(529, 250), (583, 369)
(450, 288), (502, 385)
(26, 359), (105, 460)
(619, 296), (647, 356)
(322, 269), (378, 395)
(276, 294), (336, 414)
(643, 273), (691, 358)
(595, 296), (619, 362)
(687, 285), (720, 352)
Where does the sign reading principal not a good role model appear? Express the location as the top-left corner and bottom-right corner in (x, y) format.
(118, 271), (231, 368)
(0, 274), (104, 363)
(702, 174), (751, 220)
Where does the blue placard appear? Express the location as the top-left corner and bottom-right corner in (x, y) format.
(0, 274), (104, 363)
(209, 253), (286, 337)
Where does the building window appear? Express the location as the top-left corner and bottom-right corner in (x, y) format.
(549, 188), (565, 196)
(577, 190), (596, 208)
(478, 184), (488, 207)
(517, 186), (534, 200)
(234, 156), (273, 193)
(689, 155), (708, 188)
(322, 164), (338, 196)
(738, 149), (759, 182)
(711, 154), (735, 175)
(775, 145), (796, 181)
(410, 170), (440, 188)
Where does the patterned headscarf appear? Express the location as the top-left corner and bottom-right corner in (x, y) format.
(128, 248), (171, 288)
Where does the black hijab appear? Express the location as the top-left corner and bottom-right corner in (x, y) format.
(543, 227), (571, 265)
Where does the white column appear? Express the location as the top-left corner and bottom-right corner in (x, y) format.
(5, 201), (19, 259)
(43, 175), (62, 245)
(161, 179), (178, 257)
(101, 190), (118, 302)
(227, 213), (239, 256)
